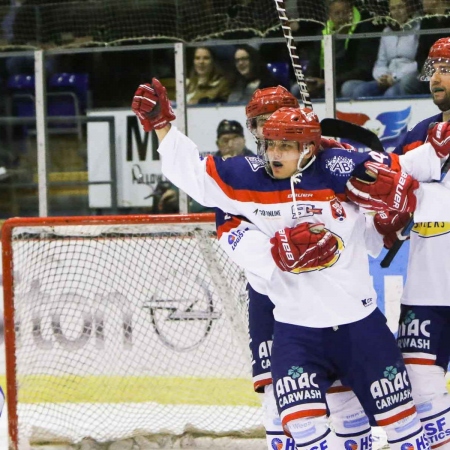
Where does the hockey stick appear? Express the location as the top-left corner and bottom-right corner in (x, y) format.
(380, 152), (450, 268)
(320, 118), (384, 152)
(273, 0), (312, 109)
(273, 0), (384, 152)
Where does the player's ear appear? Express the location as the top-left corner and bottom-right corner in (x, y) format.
(303, 143), (315, 156)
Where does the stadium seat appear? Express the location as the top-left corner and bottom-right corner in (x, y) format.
(47, 73), (90, 140)
(49, 72), (90, 111)
(6, 74), (36, 138)
(6, 74), (36, 118)
(6, 72), (90, 140)
(266, 62), (291, 89)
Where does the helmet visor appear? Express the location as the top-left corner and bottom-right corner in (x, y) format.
(247, 113), (272, 138)
(420, 57), (450, 81)
(260, 139), (301, 161)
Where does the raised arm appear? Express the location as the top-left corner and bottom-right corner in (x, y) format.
(131, 78), (241, 215)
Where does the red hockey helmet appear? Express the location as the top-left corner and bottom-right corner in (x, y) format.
(262, 107), (321, 148)
(246, 86), (299, 119)
(245, 86), (299, 136)
(259, 107), (321, 177)
(421, 37), (450, 81)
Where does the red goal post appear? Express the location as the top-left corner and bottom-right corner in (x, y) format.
(2, 214), (262, 450)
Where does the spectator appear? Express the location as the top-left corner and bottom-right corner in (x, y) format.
(297, 0), (384, 99)
(401, 0), (450, 95)
(340, 0), (420, 98)
(227, 44), (278, 103)
(186, 46), (230, 105)
(213, 119), (254, 158)
(289, 0), (326, 73)
(156, 119), (254, 213)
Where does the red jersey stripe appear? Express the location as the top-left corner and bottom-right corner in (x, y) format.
(376, 405), (417, 426)
(206, 157), (340, 204)
(281, 408), (327, 427)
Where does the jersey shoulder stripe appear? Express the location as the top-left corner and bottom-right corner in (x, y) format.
(205, 156), (339, 204)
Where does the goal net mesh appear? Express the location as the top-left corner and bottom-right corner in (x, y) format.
(0, 0), (443, 50)
(2, 215), (263, 449)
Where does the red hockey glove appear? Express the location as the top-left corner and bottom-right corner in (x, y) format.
(131, 78), (176, 132)
(374, 211), (411, 249)
(345, 161), (419, 213)
(427, 121), (450, 158)
(320, 137), (356, 151)
(270, 223), (338, 272)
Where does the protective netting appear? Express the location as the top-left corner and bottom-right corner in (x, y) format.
(0, 0), (447, 50)
(3, 216), (262, 449)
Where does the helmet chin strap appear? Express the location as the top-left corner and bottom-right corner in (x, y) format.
(296, 143), (316, 173)
(290, 143), (317, 220)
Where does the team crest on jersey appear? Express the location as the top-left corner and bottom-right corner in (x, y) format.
(325, 155), (355, 175)
(330, 197), (346, 221)
(245, 156), (266, 171)
(291, 204), (322, 219)
(412, 222), (450, 238)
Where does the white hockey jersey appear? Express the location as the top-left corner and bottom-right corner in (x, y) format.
(158, 126), (441, 328)
(401, 181), (450, 307)
(216, 211), (384, 298)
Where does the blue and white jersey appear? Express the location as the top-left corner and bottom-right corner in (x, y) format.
(158, 126), (441, 328)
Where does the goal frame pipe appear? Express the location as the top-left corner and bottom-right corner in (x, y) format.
(1, 212), (216, 450)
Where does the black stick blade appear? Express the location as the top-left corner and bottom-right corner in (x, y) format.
(320, 118), (384, 153)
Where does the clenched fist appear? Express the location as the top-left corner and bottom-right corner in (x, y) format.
(427, 121), (450, 159)
(346, 161), (419, 213)
(131, 78), (176, 132)
(374, 211), (411, 249)
(270, 222), (339, 272)
(320, 137), (356, 151)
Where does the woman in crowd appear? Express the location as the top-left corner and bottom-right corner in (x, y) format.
(186, 46), (230, 104)
(227, 44), (278, 103)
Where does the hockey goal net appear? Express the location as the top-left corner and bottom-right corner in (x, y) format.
(2, 214), (263, 450)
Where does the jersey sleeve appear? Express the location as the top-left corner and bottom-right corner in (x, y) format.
(363, 212), (384, 258)
(393, 113), (443, 155)
(216, 210), (277, 281)
(398, 143), (441, 182)
(347, 145), (441, 182)
(158, 125), (241, 215)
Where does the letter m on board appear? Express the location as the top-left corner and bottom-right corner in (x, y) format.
(126, 116), (159, 162)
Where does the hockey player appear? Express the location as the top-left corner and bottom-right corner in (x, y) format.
(217, 85), (381, 450)
(131, 79), (442, 449)
(387, 37), (450, 449)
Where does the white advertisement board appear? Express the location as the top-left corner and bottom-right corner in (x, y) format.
(87, 98), (438, 209)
